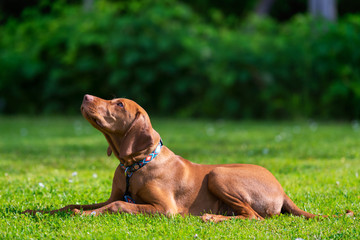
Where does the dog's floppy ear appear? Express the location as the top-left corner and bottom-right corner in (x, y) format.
(118, 112), (159, 159)
(107, 146), (112, 156)
(103, 133), (117, 158)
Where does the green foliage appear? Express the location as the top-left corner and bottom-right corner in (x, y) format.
(0, 0), (360, 119)
(0, 117), (359, 238)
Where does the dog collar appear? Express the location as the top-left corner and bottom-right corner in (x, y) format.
(121, 140), (163, 203)
(120, 139), (163, 177)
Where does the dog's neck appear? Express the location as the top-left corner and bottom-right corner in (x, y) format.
(119, 149), (152, 167)
(104, 128), (161, 167)
(117, 137), (159, 167)
(120, 140), (163, 173)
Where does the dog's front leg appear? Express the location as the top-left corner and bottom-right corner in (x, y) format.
(22, 187), (122, 215)
(75, 201), (171, 216)
(23, 167), (126, 215)
(22, 200), (115, 215)
(50, 201), (113, 214)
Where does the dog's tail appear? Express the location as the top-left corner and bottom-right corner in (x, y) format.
(281, 194), (354, 219)
(281, 194), (317, 219)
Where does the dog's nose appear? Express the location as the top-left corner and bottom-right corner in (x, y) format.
(84, 94), (94, 102)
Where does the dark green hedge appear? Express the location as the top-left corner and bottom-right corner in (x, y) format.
(1, 0), (360, 119)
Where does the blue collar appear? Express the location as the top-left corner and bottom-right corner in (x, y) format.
(121, 140), (163, 203)
(120, 140), (163, 177)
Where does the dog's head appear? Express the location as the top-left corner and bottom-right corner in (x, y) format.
(81, 94), (160, 166)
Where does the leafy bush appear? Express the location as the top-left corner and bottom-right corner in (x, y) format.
(0, 0), (359, 119)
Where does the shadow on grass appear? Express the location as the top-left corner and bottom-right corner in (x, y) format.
(3, 206), (75, 219)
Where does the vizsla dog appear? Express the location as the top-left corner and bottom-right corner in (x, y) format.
(23, 95), (352, 222)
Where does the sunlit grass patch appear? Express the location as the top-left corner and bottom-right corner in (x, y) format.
(0, 117), (359, 239)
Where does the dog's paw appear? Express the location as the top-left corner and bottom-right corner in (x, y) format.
(201, 214), (212, 222)
(21, 209), (32, 214)
(345, 210), (354, 217)
(201, 214), (236, 223)
(71, 209), (99, 216)
(21, 209), (41, 215)
(201, 214), (222, 223)
(71, 208), (81, 215)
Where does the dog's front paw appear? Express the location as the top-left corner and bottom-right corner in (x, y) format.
(21, 209), (43, 215)
(21, 209), (33, 215)
(201, 213), (216, 222)
(72, 209), (99, 216)
(201, 214), (231, 223)
(71, 208), (82, 215)
(345, 210), (354, 217)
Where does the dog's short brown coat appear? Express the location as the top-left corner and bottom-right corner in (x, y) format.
(23, 95), (353, 222)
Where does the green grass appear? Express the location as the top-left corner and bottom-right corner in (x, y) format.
(0, 116), (359, 239)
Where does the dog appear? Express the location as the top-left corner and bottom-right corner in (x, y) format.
(23, 94), (353, 222)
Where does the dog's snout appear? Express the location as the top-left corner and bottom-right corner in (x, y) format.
(84, 94), (94, 102)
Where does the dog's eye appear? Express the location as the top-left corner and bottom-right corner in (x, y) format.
(117, 102), (124, 108)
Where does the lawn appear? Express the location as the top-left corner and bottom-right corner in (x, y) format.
(0, 116), (359, 239)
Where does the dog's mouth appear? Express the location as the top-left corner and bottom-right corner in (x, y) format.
(88, 115), (104, 129)
(93, 118), (104, 128)
(81, 106), (104, 129)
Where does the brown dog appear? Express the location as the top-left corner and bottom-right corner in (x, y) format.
(23, 94), (351, 222)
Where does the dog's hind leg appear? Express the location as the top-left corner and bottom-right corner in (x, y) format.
(201, 201), (264, 223)
(203, 169), (265, 222)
